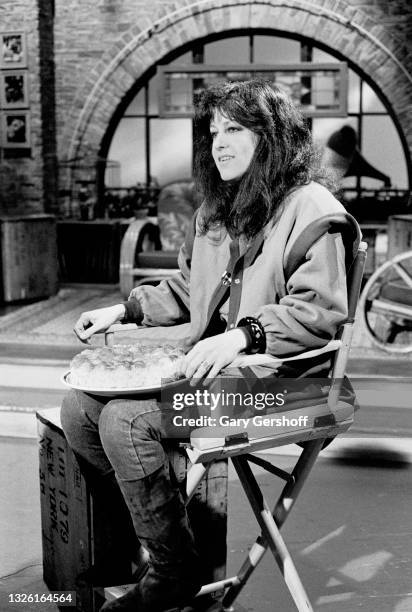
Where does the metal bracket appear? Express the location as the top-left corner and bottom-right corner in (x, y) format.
(179, 442), (193, 451)
(224, 432), (250, 451)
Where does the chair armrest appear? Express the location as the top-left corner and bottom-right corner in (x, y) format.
(103, 323), (140, 345)
(228, 339), (342, 368)
(101, 328), (340, 363)
(104, 323), (140, 334)
(102, 322), (192, 346)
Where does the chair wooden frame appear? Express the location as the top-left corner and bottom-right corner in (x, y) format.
(119, 218), (178, 297)
(104, 238), (367, 611)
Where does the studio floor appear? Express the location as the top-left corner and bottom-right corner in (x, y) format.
(0, 284), (412, 611)
(1, 435), (412, 612)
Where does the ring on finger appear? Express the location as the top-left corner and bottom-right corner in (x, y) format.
(199, 360), (211, 371)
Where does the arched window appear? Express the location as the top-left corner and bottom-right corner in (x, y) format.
(104, 31), (409, 219)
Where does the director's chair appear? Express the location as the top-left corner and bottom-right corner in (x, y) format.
(181, 237), (367, 612)
(103, 216), (366, 611)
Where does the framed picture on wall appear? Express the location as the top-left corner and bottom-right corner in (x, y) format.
(1, 71), (28, 108)
(0, 32), (27, 69)
(1, 111), (30, 147)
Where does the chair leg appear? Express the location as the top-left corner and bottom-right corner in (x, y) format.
(230, 455), (313, 611)
(185, 462), (209, 502)
(273, 439), (324, 527)
(220, 535), (267, 611)
(223, 440), (323, 611)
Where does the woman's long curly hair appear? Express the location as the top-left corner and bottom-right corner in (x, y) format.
(193, 79), (335, 239)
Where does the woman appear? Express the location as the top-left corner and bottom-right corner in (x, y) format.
(62, 80), (354, 612)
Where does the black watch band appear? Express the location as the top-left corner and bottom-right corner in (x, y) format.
(237, 316), (266, 354)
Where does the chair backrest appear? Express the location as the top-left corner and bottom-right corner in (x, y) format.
(284, 211), (366, 371)
(328, 240), (367, 408)
(346, 240), (368, 323)
(284, 212), (362, 284)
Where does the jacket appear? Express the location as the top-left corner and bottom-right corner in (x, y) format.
(124, 182), (357, 362)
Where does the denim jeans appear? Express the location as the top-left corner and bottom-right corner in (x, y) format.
(60, 389), (200, 582)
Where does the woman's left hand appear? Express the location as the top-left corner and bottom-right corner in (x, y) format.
(183, 329), (248, 385)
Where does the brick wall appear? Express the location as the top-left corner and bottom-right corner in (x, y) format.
(1, 0), (411, 216)
(55, 0), (412, 209)
(0, 0), (43, 215)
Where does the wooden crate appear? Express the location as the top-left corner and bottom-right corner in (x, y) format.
(0, 214), (58, 302)
(388, 214), (412, 259)
(37, 408), (228, 611)
(37, 408), (105, 612)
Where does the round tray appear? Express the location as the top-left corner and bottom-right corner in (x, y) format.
(61, 371), (188, 397)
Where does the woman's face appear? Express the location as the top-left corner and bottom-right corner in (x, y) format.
(210, 109), (259, 181)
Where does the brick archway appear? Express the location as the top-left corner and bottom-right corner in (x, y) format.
(64, 0), (412, 189)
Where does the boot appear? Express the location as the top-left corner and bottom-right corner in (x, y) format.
(100, 461), (202, 611)
(182, 594), (223, 611)
(100, 567), (201, 611)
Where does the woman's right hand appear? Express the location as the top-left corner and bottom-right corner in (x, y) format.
(73, 304), (126, 343)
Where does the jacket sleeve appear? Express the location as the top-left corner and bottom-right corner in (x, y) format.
(123, 215), (196, 327)
(255, 232), (348, 357)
